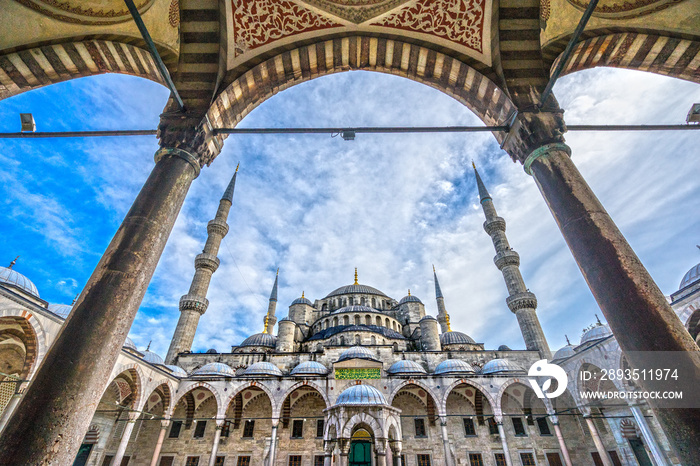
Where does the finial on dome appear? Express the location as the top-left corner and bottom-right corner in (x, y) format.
(146, 340), (152, 351)
(565, 334), (571, 345)
(7, 256), (19, 269)
(408, 289), (411, 296)
(354, 268), (358, 285)
(595, 314), (602, 325)
(301, 291), (305, 299)
(263, 315), (269, 334)
(445, 313), (452, 332)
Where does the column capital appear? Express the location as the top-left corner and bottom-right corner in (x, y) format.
(502, 110), (567, 164)
(160, 419), (171, 428)
(157, 112), (223, 167)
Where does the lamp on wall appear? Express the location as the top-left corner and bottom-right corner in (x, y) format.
(20, 113), (36, 132)
(687, 104), (700, 124)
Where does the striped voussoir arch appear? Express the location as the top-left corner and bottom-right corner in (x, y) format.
(0, 40), (165, 101)
(551, 32), (700, 84)
(208, 36), (515, 138)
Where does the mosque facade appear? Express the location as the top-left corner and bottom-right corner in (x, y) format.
(0, 168), (697, 466)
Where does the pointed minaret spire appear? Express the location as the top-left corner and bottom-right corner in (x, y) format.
(7, 256), (19, 269)
(473, 163), (551, 358)
(166, 166), (240, 364)
(432, 266), (450, 333)
(263, 269), (279, 334)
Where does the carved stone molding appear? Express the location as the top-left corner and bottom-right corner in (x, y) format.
(566, 0), (685, 19)
(13, 0), (154, 25)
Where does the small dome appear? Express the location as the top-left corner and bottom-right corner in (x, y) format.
(680, 263), (700, 289)
(325, 284), (387, 298)
(291, 361), (329, 376)
(244, 362), (283, 377)
(48, 303), (73, 318)
(192, 362), (236, 377)
(206, 348), (217, 354)
(240, 333), (277, 348)
(331, 305), (374, 315)
(142, 350), (164, 365)
(434, 359), (475, 375)
(165, 365), (187, 377)
(482, 358), (524, 374)
(580, 323), (612, 345)
(419, 315), (437, 322)
(291, 296), (313, 306)
(440, 331), (476, 345)
(497, 345), (512, 351)
(399, 294), (422, 305)
(123, 337), (138, 352)
(0, 265), (39, 297)
(337, 346), (380, 363)
(336, 384), (387, 406)
(552, 345), (576, 361)
(387, 360), (427, 375)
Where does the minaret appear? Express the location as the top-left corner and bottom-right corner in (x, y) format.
(473, 163), (551, 358)
(263, 269), (279, 334)
(433, 265), (451, 333)
(165, 164), (239, 364)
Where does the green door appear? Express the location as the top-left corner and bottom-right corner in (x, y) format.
(72, 443), (93, 466)
(349, 440), (372, 466)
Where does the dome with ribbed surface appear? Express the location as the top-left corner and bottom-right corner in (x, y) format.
(482, 359), (524, 374)
(325, 284), (387, 298)
(336, 384), (387, 406)
(498, 345), (512, 351)
(337, 346), (380, 363)
(165, 365), (187, 377)
(399, 294), (422, 304)
(240, 333), (277, 348)
(291, 361), (329, 376)
(419, 315), (437, 322)
(142, 350), (164, 365)
(291, 296), (313, 305)
(331, 305), (374, 314)
(440, 331), (476, 345)
(434, 359), (475, 375)
(388, 360), (427, 375)
(123, 337), (138, 352)
(244, 362), (283, 377)
(192, 362), (236, 377)
(48, 303), (73, 318)
(552, 345), (576, 361)
(0, 265), (39, 297)
(680, 263), (700, 289)
(580, 323), (612, 345)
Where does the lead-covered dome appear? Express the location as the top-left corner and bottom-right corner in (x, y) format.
(552, 345), (576, 361)
(192, 362), (236, 377)
(680, 263), (700, 289)
(440, 331), (476, 345)
(291, 361), (329, 376)
(388, 360), (427, 375)
(244, 362), (283, 377)
(291, 294), (313, 305)
(434, 359), (475, 375)
(48, 303), (73, 318)
(325, 284), (387, 298)
(336, 384), (387, 406)
(482, 359), (524, 374)
(399, 294), (422, 305)
(165, 365), (187, 377)
(142, 350), (164, 365)
(331, 305), (374, 314)
(0, 265), (39, 297)
(580, 323), (612, 345)
(123, 337), (138, 352)
(337, 346), (380, 363)
(240, 333), (277, 348)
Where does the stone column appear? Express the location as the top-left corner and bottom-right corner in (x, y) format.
(551, 418), (573, 466)
(630, 406), (668, 466)
(375, 440), (387, 466)
(496, 421), (513, 466)
(390, 440), (402, 466)
(268, 420), (279, 466)
(150, 420), (170, 466)
(584, 416), (612, 466)
(208, 420), (224, 466)
(339, 440), (350, 466)
(112, 413), (139, 466)
(323, 440), (335, 466)
(439, 417), (455, 466)
(0, 388), (22, 434)
(0, 116), (220, 465)
(502, 110), (700, 464)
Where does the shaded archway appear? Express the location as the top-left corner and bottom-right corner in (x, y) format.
(222, 384), (274, 462)
(0, 316), (38, 414)
(390, 383), (439, 461)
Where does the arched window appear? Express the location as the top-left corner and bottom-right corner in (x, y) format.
(365, 315), (371, 326)
(355, 315), (360, 325)
(371, 336), (376, 345)
(343, 298), (347, 306)
(361, 297), (366, 305)
(333, 317), (338, 327)
(339, 336), (345, 345)
(322, 303), (328, 311)
(393, 343), (399, 351)
(349, 297), (354, 305)
(392, 321), (397, 331)
(385, 318), (390, 328)
(376, 316), (382, 326)
(343, 316), (349, 325)
(355, 334), (361, 345)
(371, 298), (376, 308)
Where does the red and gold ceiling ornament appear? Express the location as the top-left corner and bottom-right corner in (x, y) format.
(302, 0), (411, 24)
(370, 0), (485, 53)
(13, 0), (155, 25)
(233, 0), (343, 56)
(566, 0), (685, 19)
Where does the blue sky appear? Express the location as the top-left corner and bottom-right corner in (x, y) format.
(1, 67), (699, 360)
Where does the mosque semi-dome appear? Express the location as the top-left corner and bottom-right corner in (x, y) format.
(290, 361), (329, 376)
(240, 333), (277, 348)
(192, 362), (236, 377)
(337, 346), (380, 363)
(48, 303), (73, 319)
(0, 264), (39, 298)
(440, 331), (476, 346)
(482, 358), (524, 374)
(434, 359), (475, 375)
(335, 384), (387, 406)
(387, 360), (427, 375)
(679, 263), (700, 289)
(243, 362), (283, 377)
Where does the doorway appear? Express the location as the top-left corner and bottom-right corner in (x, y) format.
(349, 428), (373, 466)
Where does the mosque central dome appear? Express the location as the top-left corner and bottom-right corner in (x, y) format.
(324, 283), (387, 299)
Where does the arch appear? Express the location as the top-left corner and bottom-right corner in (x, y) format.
(172, 381), (223, 417)
(355, 315), (361, 325)
(108, 363), (146, 410)
(144, 379), (175, 416)
(684, 307), (700, 341)
(548, 31), (700, 85)
(277, 380), (331, 418)
(343, 315), (350, 325)
(389, 380), (443, 416)
(442, 379), (497, 416)
(207, 37), (514, 144)
(0, 39), (166, 101)
(222, 381), (278, 419)
(0, 309), (48, 379)
(385, 318), (390, 328)
(342, 412), (384, 438)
